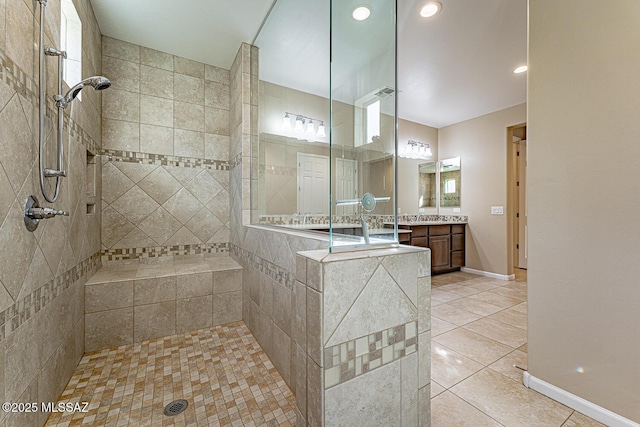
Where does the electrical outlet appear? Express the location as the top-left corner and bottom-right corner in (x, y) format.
(491, 206), (504, 215)
(453, 208), (460, 213)
(418, 208), (425, 213)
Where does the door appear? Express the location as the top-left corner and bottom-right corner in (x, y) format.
(297, 153), (329, 215)
(517, 140), (528, 268)
(335, 158), (358, 215)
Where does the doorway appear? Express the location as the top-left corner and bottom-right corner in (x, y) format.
(335, 158), (358, 215)
(509, 125), (528, 270)
(297, 153), (329, 215)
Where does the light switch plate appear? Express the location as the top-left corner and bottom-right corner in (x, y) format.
(491, 206), (504, 215)
(453, 208), (461, 213)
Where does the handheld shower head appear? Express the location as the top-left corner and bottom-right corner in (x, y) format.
(55, 76), (111, 108)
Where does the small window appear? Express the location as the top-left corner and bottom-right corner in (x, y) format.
(444, 178), (456, 194)
(365, 100), (380, 144)
(61, 0), (82, 97)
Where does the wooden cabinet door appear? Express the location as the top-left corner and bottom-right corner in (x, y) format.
(429, 235), (451, 272)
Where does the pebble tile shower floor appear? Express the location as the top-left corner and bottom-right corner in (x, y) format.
(44, 321), (296, 427)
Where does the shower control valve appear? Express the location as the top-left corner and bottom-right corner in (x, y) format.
(44, 168), (67, 177)
(24, 195), (68, 232)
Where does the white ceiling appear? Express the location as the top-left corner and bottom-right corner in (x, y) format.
(90, 0), (527, 129)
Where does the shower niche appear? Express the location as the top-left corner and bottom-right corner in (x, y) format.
(252, 0), (398, 251)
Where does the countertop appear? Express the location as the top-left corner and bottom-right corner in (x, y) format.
(387, 221), (468, 226)
(274, 223), (411, 234)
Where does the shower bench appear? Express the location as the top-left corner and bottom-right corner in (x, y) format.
(83, 257), (242, 352)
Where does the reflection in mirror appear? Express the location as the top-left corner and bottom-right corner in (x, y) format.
(418, 161), (437, 208)
(440, 157), (461, 207)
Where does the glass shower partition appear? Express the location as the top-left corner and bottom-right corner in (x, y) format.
(252, 0), (398, 251)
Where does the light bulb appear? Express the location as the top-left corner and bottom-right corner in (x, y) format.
(317, 122), (326, 138)
(513, 65), (528, 74)
(352, 6), (371, 21)
(282, 113), (291, 130)
(294, 116), (304, 132)
(420, 2), (441, 18)
(424, 146), (433, 157)
(306, 120), (315, 135)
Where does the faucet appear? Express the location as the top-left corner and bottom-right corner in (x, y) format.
(26, 206), (69, 219)
(303, 213), (311, 225)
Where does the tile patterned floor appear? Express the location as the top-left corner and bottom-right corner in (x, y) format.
(430, 270), (605, 427)
(45, 322), (296, 427)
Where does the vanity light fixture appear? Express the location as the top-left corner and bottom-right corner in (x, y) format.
(513, 65), (528, 74)
(352, 6), (371, 21)
(407, 140), (432, 159)
(282, 113), (292, 130)
(282, 112), (327, 138)
(420, 2), (441, 18)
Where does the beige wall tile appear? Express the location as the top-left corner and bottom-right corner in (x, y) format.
(205, 80), (230, 110)
(306, 356), (323, 427)
(140, 94), (173, 127)
(177, 272), (213, 299)
(213, 291), (241, 325)
(140, 65), (174, 99)
(174, 129), (204, 158)
(85, 308), (134, 352)
(134, 301), (176, 342)
(85, 280), (134, 313)
(272, 324), (291, 386)
(140, 47), (173, 71)
(306, 287), (322, 367)
(176, 295), (213, 333)
(205, 106), (230, 135)
(174, 73), (204, 104)
(273, 283), (292, 336)
(204, 133), (229, 161)
(5, 0), (33, 76)
(102, 118), (140, 152)
(103, 56), (140, 93)
(174, 101), (204, 132)
(138, 167), (182, 205)
(174, 57), (205, 79)
(292, 281), (307, 348)
(140, 124), (173, 155)
(205, 64), (230, 84)
(103, 36), (140, 63)
(213, 268), (241, 294)
(134, 276), (177, 305)
(102, 89), (140, 122)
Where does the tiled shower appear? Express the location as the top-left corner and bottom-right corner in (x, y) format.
(0, 1), (431, 426)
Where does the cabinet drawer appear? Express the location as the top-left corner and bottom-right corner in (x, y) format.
(452, 224), (465, 234)
(399, 232), (411, 243)
(410, 225), (427, 237)
(451, 250), (465, 268)
(428, 225), (450, 236)
(452, 234), (465, 251)
(411, 236), (427, 247)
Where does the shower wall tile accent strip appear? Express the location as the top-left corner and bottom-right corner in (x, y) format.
(0, 48), (100, 155)
(101, 242), (230, 262)
(231, 243), (294, 290)
(257, 214), (469, 226)
(0, 252), (100, 343)
(323, 321), (418, 389)
(101, 149), (230, 171)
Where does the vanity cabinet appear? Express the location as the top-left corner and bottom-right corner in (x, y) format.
(397, 223), (465, 275)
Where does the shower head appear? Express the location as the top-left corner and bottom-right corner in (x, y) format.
(55, 76), (111, 108)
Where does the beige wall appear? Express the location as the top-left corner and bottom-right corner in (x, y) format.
(438, 104), (526, 276)
(0, 0), (102, 425)
(528, 1), (640, 422)
(100, 37), (231, 262)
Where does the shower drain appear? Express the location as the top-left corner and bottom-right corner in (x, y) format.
(164, 399), (188, 416)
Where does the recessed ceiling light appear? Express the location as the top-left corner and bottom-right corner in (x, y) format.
(352, 6), (371, 21)
(513, 65), (528, 74)
(420, 2), (441, 18)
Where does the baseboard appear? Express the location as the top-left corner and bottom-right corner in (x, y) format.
(523, 372), (640, 427)
(460, 267), (514, 281)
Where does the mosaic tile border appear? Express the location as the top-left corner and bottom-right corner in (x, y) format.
(323, 321), (418, 389)
(230, 243), (293, 290)
(101, 242), (230, 262)
(0, 252), (101, 343)
(101, 149), (230, 171)
(0, 48), (100, 155)
(257, 214), (469, 227)
(260, 164), (296, 177)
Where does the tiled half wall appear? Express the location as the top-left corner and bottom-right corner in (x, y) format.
(100, 37), (232, 263)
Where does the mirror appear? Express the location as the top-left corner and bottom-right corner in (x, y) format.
(418, 161), (437, 208)
(440, 157), (461, 207)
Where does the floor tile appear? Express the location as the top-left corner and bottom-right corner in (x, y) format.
(431, 391), (502, 427)
(431, 381), (446, 398)
(451, 368), (572, 427)
(468, 291), (523, 309)
(432, 304), (483, 326)
(488, 306), (528, 330)
(433, 328), (514, 366)
(431, 288), (464, 304)
(562, 411), (606, 427)
(463, 317), (528, 348)
(44, 321), (296, 427)
(490, 285), (527, 302)
(431, 342), (484, 388)
(448, 297), (504, 317)
(431, 317), (457, 337)
(488, 350), (528, 383)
